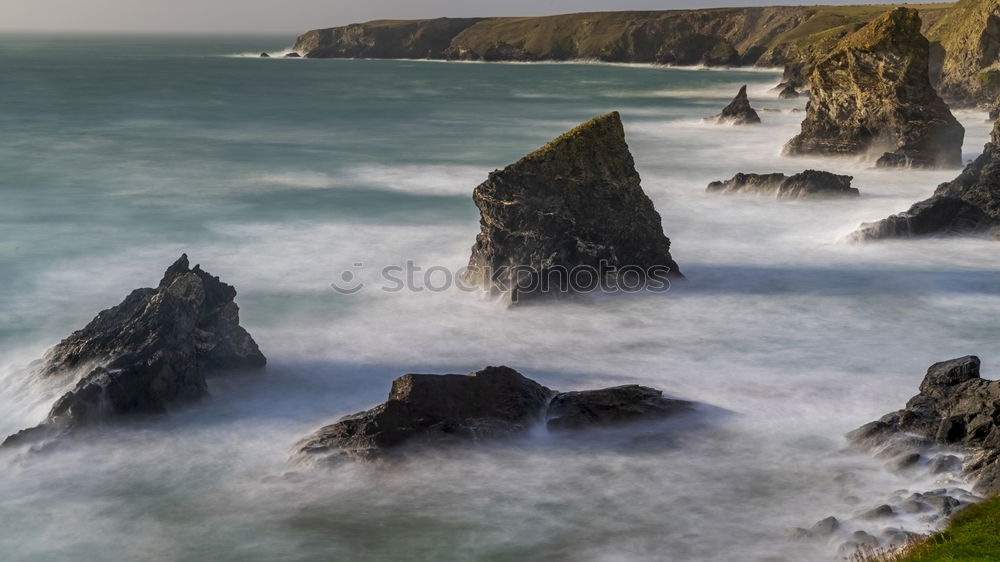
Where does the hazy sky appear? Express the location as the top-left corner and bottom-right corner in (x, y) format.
(2, 0), (902, 34)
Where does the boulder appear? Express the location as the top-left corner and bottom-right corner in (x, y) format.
(778, 84), (801, 99)
(847, 356), (1000, 495)
(783, 8), (965, 168)
(706, 170), (859, 199)
(462, 112), (681, 304)
(546, 385), (693, 431)
(708, 85), (761, 125)
(846, 117), (1000, 241)
(294, 367), (695, 464)
(2, 255), (265, 447)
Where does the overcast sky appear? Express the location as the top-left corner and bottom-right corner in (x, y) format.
(1, 0), (902, 35)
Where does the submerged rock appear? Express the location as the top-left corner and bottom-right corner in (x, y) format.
(284, 52), (301, 58)
(777, 84), (801, 99)
(2, 255), (265, 447)
(259, 52), (270, 58)
(294, 367), (694, 464)
(708, 85), (760, 125)
(847, 356), (1000, 495)
(706, 170), (859, 199)
(846, 117), (1000, 242)
(783, 8), (964, 168)
(546, 385), (693, 431)
(463, 112), (681, 304)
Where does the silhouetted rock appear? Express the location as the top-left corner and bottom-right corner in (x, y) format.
(847, 117), (1000, 241)
(463, 112), (681, 304)
(706, 170), (859, 199)
(709, 85), (760, 125)
(784, 8), (964, 168)
(2, 255), (265, 448)
(847, 356), (1000, 495)
(778, 84), (801, 99)
(284, 52), (301, 58)
(259, 52), (270, 58)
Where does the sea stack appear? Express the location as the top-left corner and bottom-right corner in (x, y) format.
(2, 255), (266, 447)
(783, 7), (964, 169)
(463, 112), (681, 304)
(709, 85), (761, 125)
(847, 117), (1000, 242)
(848, 356), (1000, 496)
(925, 0), (1000, 108)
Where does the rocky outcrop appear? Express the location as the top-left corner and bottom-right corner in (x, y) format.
(259, 52), (270, 58)
(546, 386), (692, 431)
(294, 366), (694, 464)
(847, 356), (1000, 496)
(463, 112), (681, 303)
(656, 33), (738, 66)
(296, 18), (485, 59)
(707, 170), (859, 199)
(847, 118), (1000, 242)
(2, 255), (266, 447)
(708, 85), (760, 125)
(925, 0), (1000, 108)
(778, 84), (801, 99)
(783, 8), (965, 169)
(284, 52), (301, 58)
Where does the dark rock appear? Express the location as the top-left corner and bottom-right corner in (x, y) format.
(847, 356), (1000, 495)
(709, 85), (760, 125)
(462, 112), (681, 304)
(706, 170), (858, 199)
(923, 494), (962, 516)
(2, 255), (265, 447)
(294, 366), (554, 463)
(778, 84), (801, 99)
(656, 33), (738, 66)
(259, 52), (270, 58)
(546, 385), (693, 431)
(858, 504), (895, 520)
(284, 52), (301, 58)
(929, 454), (964, 474)
(783, 8), (964, 169)
(887, 452), (924, 473)
(808, 516), (840, 537)
(852, 531), (881, 547)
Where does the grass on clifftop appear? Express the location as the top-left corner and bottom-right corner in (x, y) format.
(867, 495), (1000, 561)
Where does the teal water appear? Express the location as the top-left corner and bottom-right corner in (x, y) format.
(1, 35), (999, 561)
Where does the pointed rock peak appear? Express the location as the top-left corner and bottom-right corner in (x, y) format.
(840, 7), (923, 52)
(520, 111), (626, 164)
(711, 85), (760, 125)
(160, 254), (191, 286)
(736, 84), (748, 99)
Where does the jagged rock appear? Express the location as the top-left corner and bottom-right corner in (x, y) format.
(284, 52), (301, 58)
(846, 118), (1000, 241)
(546, 385), (693, 430)
(295, 367), (554, 463)
(778, 84), (801, 99)
(294, 367), (696, 464)
(259, 52), (270, 58)
(462, 112), (681, 304)
(706, 170), (859, 199)
(708, 85), (760, 125)
(783, 8), (964, 169)
(847, 356), (1000, 495)
(2, 255), (265, 447)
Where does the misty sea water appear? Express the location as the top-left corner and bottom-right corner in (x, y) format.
(1, 34), (999, 561)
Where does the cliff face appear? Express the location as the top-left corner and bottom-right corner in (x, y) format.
(926, 0), (1000, 107)
(783, 8), (964, 169)
(295, 18), (484, 59)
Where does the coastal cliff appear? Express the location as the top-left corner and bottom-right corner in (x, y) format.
(288, 4), (1000, 106)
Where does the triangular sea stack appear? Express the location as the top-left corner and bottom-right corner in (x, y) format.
(783, 7), (964, 169)
(709, 85), (760, 125)
(463, 112), (681, 303)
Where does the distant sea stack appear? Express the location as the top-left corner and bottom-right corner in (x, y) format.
(708, 85), (760, 125)
(847, 117), (1000, 242)
(2, 255), (266, 447)
(783, 7), (965, 169)
(462, 111), (681, 304)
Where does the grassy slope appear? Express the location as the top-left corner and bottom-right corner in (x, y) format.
(899, 496), (1000, 561)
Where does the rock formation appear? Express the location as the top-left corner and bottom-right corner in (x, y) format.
(2, 255), (266, 447)
(708, 85), (760, 125)
(259, 52), (270, 58)
(783, 8), (965, 169)
(463, 111), (681, 303)
(925, 0), (1000, 108)
(706, 170), (859, 199)
(284, 52), (301, 58)
(847, 117), (1000, 242)
(847, 356), (1000, 496)
(777, 84), (801, 99)
(294, 366), (694, 464)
